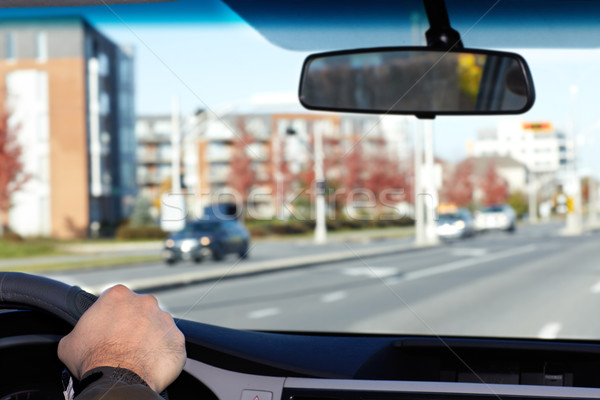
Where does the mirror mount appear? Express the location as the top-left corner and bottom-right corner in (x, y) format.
(423, 0), (464, 51)
(298, 0), (535, 118)
(415, 112), (437, 120)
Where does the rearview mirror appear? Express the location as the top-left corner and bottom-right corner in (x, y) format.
(299, 48), (535, 118)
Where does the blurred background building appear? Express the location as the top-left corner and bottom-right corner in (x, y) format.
(467, 121), (574, 175)
(180, 96), (413, 220)
(467, 120), (576, 204)
(0, 17), (136, 238)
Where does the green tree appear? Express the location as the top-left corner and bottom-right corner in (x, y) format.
(130, 196), (155, 227)
(507, 190), (528, 219)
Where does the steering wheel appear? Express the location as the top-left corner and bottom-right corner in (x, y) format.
(0, 272), (97, 325)
(0, 273), (98, 399)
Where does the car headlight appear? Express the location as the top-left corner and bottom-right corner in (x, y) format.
(200, 236), (211, 246)
(180, 239), (198, 253)
(165, 239), (175, 248)
(454, 220), (466, 229)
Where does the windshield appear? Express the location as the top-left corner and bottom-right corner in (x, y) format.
(480, 206), (505, 213)
(438, 213), (463, 221)
(2, 0), (599, 342)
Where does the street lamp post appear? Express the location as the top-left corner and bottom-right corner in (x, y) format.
(414, 119), (438, 246)
(171, 96), (181, 194)
(286, 125), (327, 244)
(414, 120), (425, 245)
(313, 127), (327, 244)
(423, 120), (439, 244)
(272, 128), (283, 220)
(528, 177), (538, 224)
(563, 85), (583, 235)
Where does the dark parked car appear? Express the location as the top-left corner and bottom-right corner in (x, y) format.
(163, 219), (250, 264)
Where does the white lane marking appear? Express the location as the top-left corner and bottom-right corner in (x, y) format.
(403, 244), (537, 281)
(451, 248), (488, 257)
(590, 280), (600, 293)
(344, 267), (400, 279)
(321, 291), (347, 303)
(538, 322), (562, 339)
(247, 307), (280, 319)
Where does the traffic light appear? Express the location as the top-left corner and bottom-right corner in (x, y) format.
(522, 122), (552, 131)
(566, 196), (574, 213)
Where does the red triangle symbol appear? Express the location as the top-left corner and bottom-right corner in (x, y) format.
(253, 397), (259, 400)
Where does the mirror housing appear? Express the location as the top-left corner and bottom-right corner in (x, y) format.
(299, 47), (535, 118)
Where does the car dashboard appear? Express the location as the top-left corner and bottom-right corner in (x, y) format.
(3, 310), (600, 400)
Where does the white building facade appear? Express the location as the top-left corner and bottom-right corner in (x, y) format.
(468, 120), (574, 174)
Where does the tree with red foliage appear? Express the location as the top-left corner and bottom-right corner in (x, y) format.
(581, 177), (590, 203)
(272, 136), (299, 217)
(0, 105), (29, 235)
(442, 159), (475, 207)
(363, 138), (406, 211)
(296, 135), (339, 197)
(480, 161), (508, 206)
(341, 138), (364, 194)
(227, 123), (256, 206)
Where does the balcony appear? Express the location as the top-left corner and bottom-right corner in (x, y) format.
(207, 169), (229, 183)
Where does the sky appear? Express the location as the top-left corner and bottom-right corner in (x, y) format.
(97, 20), (600, 174)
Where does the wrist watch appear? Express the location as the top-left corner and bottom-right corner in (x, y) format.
(62, 366), (150, 399)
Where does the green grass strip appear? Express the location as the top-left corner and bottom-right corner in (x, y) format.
(1, 254), (162, 274)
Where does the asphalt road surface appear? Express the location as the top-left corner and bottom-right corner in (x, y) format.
(146, 222), (600, 340)
(47, 233), (414, 290)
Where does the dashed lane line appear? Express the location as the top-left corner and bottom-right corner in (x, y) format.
(247, 307), (280, 319)
(321, 291), (347, 303)
(403, 244), (537, 281)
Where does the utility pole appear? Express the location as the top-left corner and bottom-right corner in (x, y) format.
(314, 126), (327, 244)
(414, 120), (426, 245)
(423, 119), (439, 244)
(563, 85), (582, 235)
(171, 96), (181, 194)
(160, 96), (186, 232)
(272, 127), (283, 219)
(286, 125), (327, 243)
(528, 175), (538, 223)
(589, 177), (598, 225)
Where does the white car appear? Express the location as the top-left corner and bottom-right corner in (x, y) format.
(475, 204), (517, 232)
(436, 208), (475, 239)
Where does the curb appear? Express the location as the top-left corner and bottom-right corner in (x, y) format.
(83, 241), (431, 294)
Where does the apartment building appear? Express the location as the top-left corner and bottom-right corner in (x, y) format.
(136, 115), (178, 202)
(182, 97), (412, 219)
(0, 17), (136, 238)
(467, 120), (574, 174)
(135, 114), (201, 212)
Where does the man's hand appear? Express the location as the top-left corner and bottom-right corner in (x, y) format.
(58, 285), (186, 393)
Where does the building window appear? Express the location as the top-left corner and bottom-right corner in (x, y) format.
(98, 53), (109, 77)
(5, 32), (15, 61)
(36, 31), (47, 62)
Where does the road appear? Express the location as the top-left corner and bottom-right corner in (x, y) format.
(46, 233), (414, 291)
(143, 221), (600, 340)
